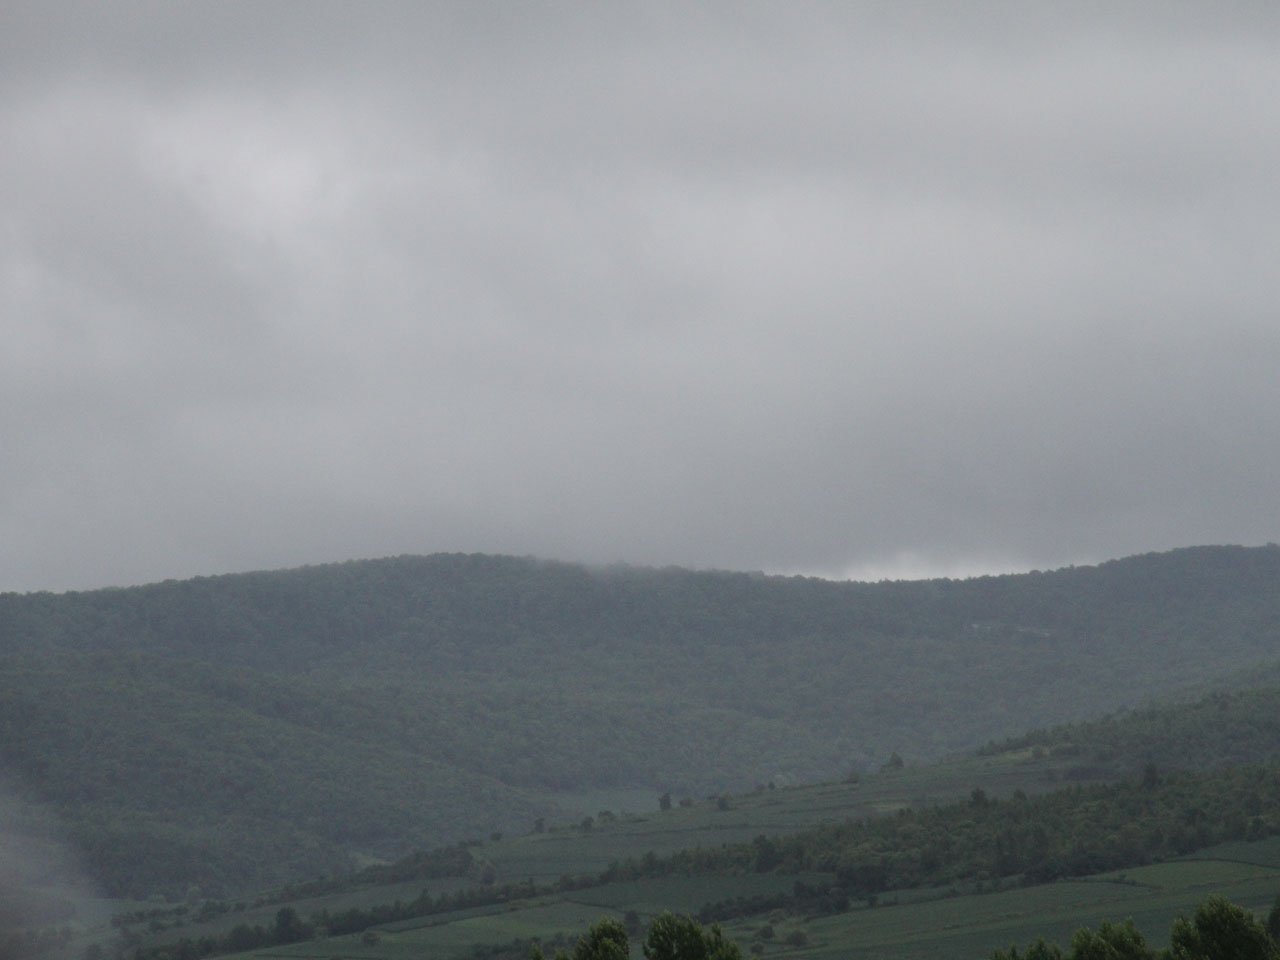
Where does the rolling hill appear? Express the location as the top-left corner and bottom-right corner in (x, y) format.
(2, 544), (1279, 898)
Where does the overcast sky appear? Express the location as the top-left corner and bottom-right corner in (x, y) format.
(2, 2), (1278, 593)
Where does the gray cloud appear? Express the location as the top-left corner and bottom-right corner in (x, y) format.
(3, 2), (1279, 591)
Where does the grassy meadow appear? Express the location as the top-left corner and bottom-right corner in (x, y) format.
(199, 848), (1280, 960)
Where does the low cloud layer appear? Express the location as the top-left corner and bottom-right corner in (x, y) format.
(3, 3), (1278, 591)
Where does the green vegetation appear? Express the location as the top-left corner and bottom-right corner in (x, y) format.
(0, 653), (542, 897)
(538, 901), (1280, 960)
(992, 894), (1278, 960)
(580, 763), (1280, 903)
(9, 544), (1280, 960)
(86, 759), (1280, 960)
(538, 897), (1280, 960)
(4, 546), (1280, 899)
(982, 685), (1280, 776)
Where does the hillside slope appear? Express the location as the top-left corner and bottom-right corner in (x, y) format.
(982, 682), (1280, 776)
(2, 544), (1279, 896)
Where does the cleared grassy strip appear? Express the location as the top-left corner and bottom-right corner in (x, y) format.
(376, 900), (521, 933)
(238, 900), (611, 960)
(125, 878), (473, 955)
(413, 860), (1280, 960)
(484, 754), (1078, 886)
(564, 873), (823, 912)
(1093, 858), (1280, 890)
(387, 900), (607, 950)
(785, 881), (1148, 959)
(188, 855), (1280, 960)
(748, 860), (1280, 960)
(1179, 836), (1280, 868)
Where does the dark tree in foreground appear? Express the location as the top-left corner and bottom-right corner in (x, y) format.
(644, 913), (742, 960)
(994, 895), (1278, 960)
(536, 914), (741, 960)
(532, 917), (630, 960)
(1070, 919), (1153, 960)
(573, 917), (630, 960)
(1168, 895), (1277, 960)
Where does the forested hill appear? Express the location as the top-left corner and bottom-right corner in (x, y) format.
(2, 544), (1279, 897)
(982, 681), (1280, 775)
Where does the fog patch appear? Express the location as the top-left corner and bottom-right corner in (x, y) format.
(0, 773), (104, 931)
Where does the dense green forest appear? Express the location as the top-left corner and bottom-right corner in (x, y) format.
(981, 684), (1280, 775)
(3, 545), (1280, 899)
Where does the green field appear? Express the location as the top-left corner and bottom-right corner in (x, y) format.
(77, 742), (1280, 960)
(774, 861), (1280, 960)
(1177, 836), (1280, 869)
(482, 752), (1082, 887)
(196, 850), (1280, 960)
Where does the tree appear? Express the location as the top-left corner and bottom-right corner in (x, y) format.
(1168, 895), (1278, 960)
(751, 834), (781, 872)
(572, 917), (630, 960)
(643, 913), (741, 960)
(994, 897), (1276, 960)
(991, 940), (1062, 960)
(1070, 919), (1153, 960)
(1266, 893), (1280, 942)
(273, 907), (307, 944)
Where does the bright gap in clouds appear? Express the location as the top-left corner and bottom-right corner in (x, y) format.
(793, 553), (1044, 584)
